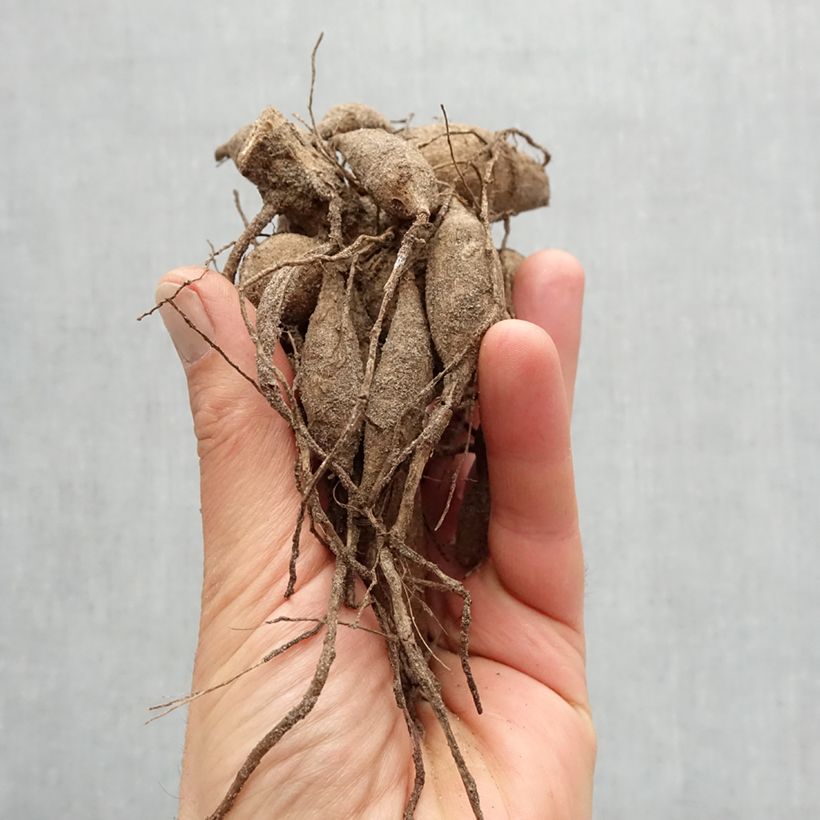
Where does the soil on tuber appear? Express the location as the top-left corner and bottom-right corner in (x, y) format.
(147, 47), (551, 820)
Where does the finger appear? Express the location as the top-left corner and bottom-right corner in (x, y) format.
(156, 269), (319, 619)
(512, 249), (585, 413)
(477, 319), (584, 632)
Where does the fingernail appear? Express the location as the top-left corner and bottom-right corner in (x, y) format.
(155, 281), (215, 365)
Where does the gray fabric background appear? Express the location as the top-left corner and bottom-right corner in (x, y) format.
(2, 1), (818, 818)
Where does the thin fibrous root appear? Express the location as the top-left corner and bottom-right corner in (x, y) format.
(440, 104), (480, 211)
(373, 596), (425, 818)
(266, 614), (396, 641)
(222, 202), (277, 284)
(238, 226), (394, 302)
(154, 299), (261, 392)
(390, 533), (482, 717)
(147, 621), (323, 722)
(206, 557), (347, 820)
(136, 270), (209, 321)
(380, 550), (484, 819)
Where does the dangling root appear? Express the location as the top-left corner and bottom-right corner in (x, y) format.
(146, 620), (324, 722)
(205, 557), (348, 820)
(379, 550), (483, 818)
(222, 202), (278, 284)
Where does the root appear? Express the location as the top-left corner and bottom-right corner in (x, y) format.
(498, 126), (551, 166)
(147, 621), (323, 722)
(307, 32), (324, 136)
(380, 550), (484, 819)
(440, 104), (479, 211)
(238, 226), (394, 301)
(433, 384), (477, 532)
(267, 614), (395, 641)
(223, 202), (277, 284)
(266, 218), (427, 597)
(374, 597), (425, 818)
(152, 298), (261, 392)
(391, 536), (482, 717)
(137, 270), (209, 321)
(206, 557), (347, 820)
(231, 189), (258, 248)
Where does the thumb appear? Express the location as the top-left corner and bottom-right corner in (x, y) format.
(156, 268), (310, 623)
(156, 267), (291, 463)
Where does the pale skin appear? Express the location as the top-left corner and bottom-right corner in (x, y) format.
(156, 248), (595, 819)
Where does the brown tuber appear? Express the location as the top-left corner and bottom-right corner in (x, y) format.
(425, 198), (507, 381)
(406, 122), (550, 220)
(499, 246), (525, 314)
(331, 128), (440, 219)
(362, 273), (433, 496)
(238, 232), (324, 309)
(318, 102), (392, 139)
(299, 267), (364, 475)
(161, 88), (552, 820)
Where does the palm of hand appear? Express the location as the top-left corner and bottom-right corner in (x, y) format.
(161, 251), (594, 819)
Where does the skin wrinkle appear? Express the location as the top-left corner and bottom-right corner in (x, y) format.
(474, 554), (586, 653)
(191, 388), (276, 462)
(188, 361), (293, 465)
(198, 526), (314, 640)
(487, 479), (579, 543)
(471, 618), (587, 713)
(486, 521), (584, 623)
(203, 506), (316, 613)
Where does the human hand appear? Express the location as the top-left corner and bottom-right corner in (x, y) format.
(155, 248), (594, 819)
